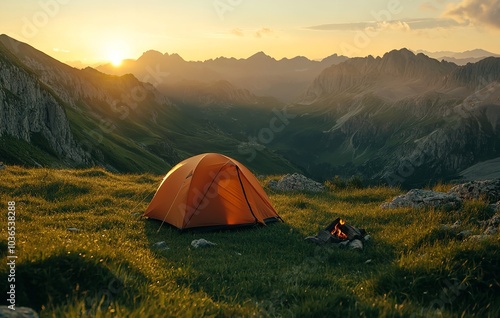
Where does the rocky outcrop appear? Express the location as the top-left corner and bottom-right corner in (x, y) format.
(381, 189), (462, 209)
(382, 180), (500, 210)
(0, 306), (38, 318)
(448, 179), (500, 203)
(268, 173), (325, 192)
(0, 35), (183, 172)
(0, 52), (89, 164)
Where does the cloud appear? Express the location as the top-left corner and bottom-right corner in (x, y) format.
(230, 28), (244, 37)
(366, 21), (411, 33)
(306, 18), (463, 31)
(255, 27), (273, 38)
(444, 0), (500, 30)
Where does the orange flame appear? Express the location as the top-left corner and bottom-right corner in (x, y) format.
(331, 219), (348, 239)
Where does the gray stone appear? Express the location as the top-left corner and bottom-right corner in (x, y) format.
(381, 189), (462, 209)
(448, 179), (500, 203)
(484, 226), (498, 235)
(487, 214), (500, 228)
(348, 239), (363, 250)
(191, 239), (216, 248)
(267, 180), (278, 189)
(0, 306), (39, 318)
(268, 173), (325, 193)
(0, 58), (91, 165)
(153, 241), (169, 249)
(457, 230), (472, 239)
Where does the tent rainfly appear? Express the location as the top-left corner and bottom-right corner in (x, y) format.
(144, 153), (281, 230)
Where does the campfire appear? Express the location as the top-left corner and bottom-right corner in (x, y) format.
(305, 217), (368, 249)
(330, 218), (348, 240)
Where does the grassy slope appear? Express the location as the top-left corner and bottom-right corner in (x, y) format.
(0, 166), (499, 317)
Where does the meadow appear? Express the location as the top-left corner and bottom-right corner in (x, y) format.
(1, 166), (499, 317)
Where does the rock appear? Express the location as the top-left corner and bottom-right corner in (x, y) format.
(348, 239), (363, 250)
(487, 214), (500, 227)
(481, 213), (500, 235)
(67, 227), (80, 232)
(268, 173), (325, 192)
(0, 162), (5, 170)
(484, 226), (498, 235)
(448, 179), (500, 203)
(381, 189), (462, 209)
(0, 306), (39, 318)
(0, 57), (90, 165)
(153, 241), (169, 249)
(191, 239), (216, 248)
(267, 180), (278, 190)
(457, 230), (472, 239)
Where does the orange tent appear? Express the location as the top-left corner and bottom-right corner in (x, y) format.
(144, 153), (281, 230)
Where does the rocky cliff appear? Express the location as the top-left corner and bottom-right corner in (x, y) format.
(0, 35), (179, 172)
(287, 49), (500, 186)
(301, 49), (458, 103)
(0, 43), (89, 165)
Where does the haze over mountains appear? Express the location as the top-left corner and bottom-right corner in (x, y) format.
(96, 51), (348, 102)
(1, 34), (500, 187)
(414, 49), (500, 66)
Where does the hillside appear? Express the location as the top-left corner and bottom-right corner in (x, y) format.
(1, 166), (499, 317)
(283, 49), (500, 186)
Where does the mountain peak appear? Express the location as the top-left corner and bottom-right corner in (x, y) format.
(167, 53), (185, 62)
(383, 48), (416, 59)
(247, 51), (275, 62)
(138, 50), (164, 62)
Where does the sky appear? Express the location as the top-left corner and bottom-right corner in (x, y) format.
(1, 0), (499, 66)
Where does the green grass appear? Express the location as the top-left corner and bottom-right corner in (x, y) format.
(0, 166), (499, 317)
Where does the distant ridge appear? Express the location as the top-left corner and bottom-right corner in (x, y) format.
(96, 50), (349, 102)
(414, 49), (500, 65)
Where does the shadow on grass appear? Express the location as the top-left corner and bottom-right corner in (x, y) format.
(373, 241), (500, 316)
(142, 216), (399, 316)
(12, 180), (90, 202)
(0, 253), (145, 313)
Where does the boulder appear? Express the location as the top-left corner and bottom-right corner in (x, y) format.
(381, 189), (462, 209)
(269, 173), (325, 192)
(191, 239), (216, 248)
(0, 307), (38, 318)
(448, 179), (500, 203)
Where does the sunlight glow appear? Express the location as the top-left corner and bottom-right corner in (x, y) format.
(102, 39), (130, 67)
(108, 50), (124, 67)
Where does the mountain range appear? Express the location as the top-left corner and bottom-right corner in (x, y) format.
(415, 49), (500, 66)
(1, 34), (499, 187)
(96, 51), (348, 102)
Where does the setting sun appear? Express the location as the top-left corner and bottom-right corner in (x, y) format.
(103, 40), (130, 67)
(109, 51), (123, 66)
